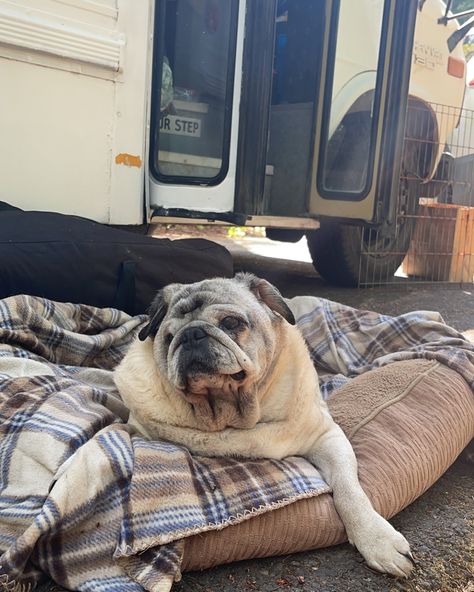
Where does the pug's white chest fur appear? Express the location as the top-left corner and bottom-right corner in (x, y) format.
(115, 327), (328, 461)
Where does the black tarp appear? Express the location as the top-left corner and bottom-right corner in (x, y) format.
(0, 207), (233, 315)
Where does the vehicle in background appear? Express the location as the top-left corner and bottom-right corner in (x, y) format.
(445, 55), (474, 205)
(0, 0), (468, 286)
(448, 54), (474, 160)
(463, 30), (474, 60)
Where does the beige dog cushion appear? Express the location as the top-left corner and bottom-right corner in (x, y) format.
(181, 359), (474, 571)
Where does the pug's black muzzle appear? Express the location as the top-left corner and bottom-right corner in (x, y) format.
(179, 326), (208, 351)
(172, 324), (248, 393)
(176, 327), (214, 383)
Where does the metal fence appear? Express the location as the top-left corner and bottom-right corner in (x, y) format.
(359, 101), (474, 287)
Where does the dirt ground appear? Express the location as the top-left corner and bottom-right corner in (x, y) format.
(40, 225), (473, 592)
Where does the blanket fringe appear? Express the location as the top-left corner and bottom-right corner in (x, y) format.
(117, 483), (331, 556)
(0, 574), (32, 592)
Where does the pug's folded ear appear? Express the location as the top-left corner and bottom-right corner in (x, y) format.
(138, 291), (168, 341)
(235, 272), (296, 325)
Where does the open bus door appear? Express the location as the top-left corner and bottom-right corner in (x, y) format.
(149, 0), (418, 284)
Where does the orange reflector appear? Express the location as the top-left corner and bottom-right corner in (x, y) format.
(448, 56), (465, 79)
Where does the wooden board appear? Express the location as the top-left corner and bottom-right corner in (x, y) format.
(402, 203), (474, 282)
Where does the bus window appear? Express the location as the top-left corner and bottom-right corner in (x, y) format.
(318, 0), (386, 197)
(151, 0), (238, 184)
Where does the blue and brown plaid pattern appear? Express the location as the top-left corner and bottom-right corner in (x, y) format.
(290, 296), (474, 399)
(0, 294), (473, 592)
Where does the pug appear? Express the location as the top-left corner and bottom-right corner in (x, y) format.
(114, 273), (414, 578)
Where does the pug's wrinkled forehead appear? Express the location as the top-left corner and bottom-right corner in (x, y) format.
(166, 278), (272, 317)
(138, 273), (295, 342)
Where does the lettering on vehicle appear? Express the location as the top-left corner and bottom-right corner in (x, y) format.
(413, 42), (444, 70)
(160, 115), (202, 138)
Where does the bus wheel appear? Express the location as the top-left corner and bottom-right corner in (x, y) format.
(306, 176), (419, 287)
(265, 229), (305, 243)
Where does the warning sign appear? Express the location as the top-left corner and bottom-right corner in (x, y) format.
(160, 115), (202, 137)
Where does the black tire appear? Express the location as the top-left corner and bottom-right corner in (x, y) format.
(265, 228), (305, 243)
(306, 177), (420, 287)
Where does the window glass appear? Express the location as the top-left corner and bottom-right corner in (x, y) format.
(319, 0), (385, 196)
(153, 0), (237, 183)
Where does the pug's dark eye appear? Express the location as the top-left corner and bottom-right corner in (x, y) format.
(164, 333), (173, 346)
(220, 316), (243, 330)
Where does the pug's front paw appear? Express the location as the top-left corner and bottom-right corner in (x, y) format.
(350, 513), (415, 578)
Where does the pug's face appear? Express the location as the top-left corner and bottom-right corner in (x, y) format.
(138, 273), (295, 410)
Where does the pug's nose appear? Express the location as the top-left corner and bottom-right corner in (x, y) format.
(181, 327), (208, 351)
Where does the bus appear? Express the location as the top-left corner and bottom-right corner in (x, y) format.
(0, 0), (468, 285)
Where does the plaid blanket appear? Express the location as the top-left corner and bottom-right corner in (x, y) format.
(289, 296), (474, 398)
(0, 295), (473, 592)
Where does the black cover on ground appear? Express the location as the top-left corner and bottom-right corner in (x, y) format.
(0, 208), (233, 314)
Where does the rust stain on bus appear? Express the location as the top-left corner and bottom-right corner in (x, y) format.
(115, 153), (142, 168)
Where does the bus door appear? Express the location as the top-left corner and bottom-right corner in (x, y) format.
(237, 0), (418, 227)
(149, 0), (243, 219)
(149, 0), (417, 228)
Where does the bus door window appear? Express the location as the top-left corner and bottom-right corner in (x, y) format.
(152, 0), (238, 184)
(318, 0), (386, 197)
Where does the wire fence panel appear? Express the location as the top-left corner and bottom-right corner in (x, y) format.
(359, 101), (474, 287)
